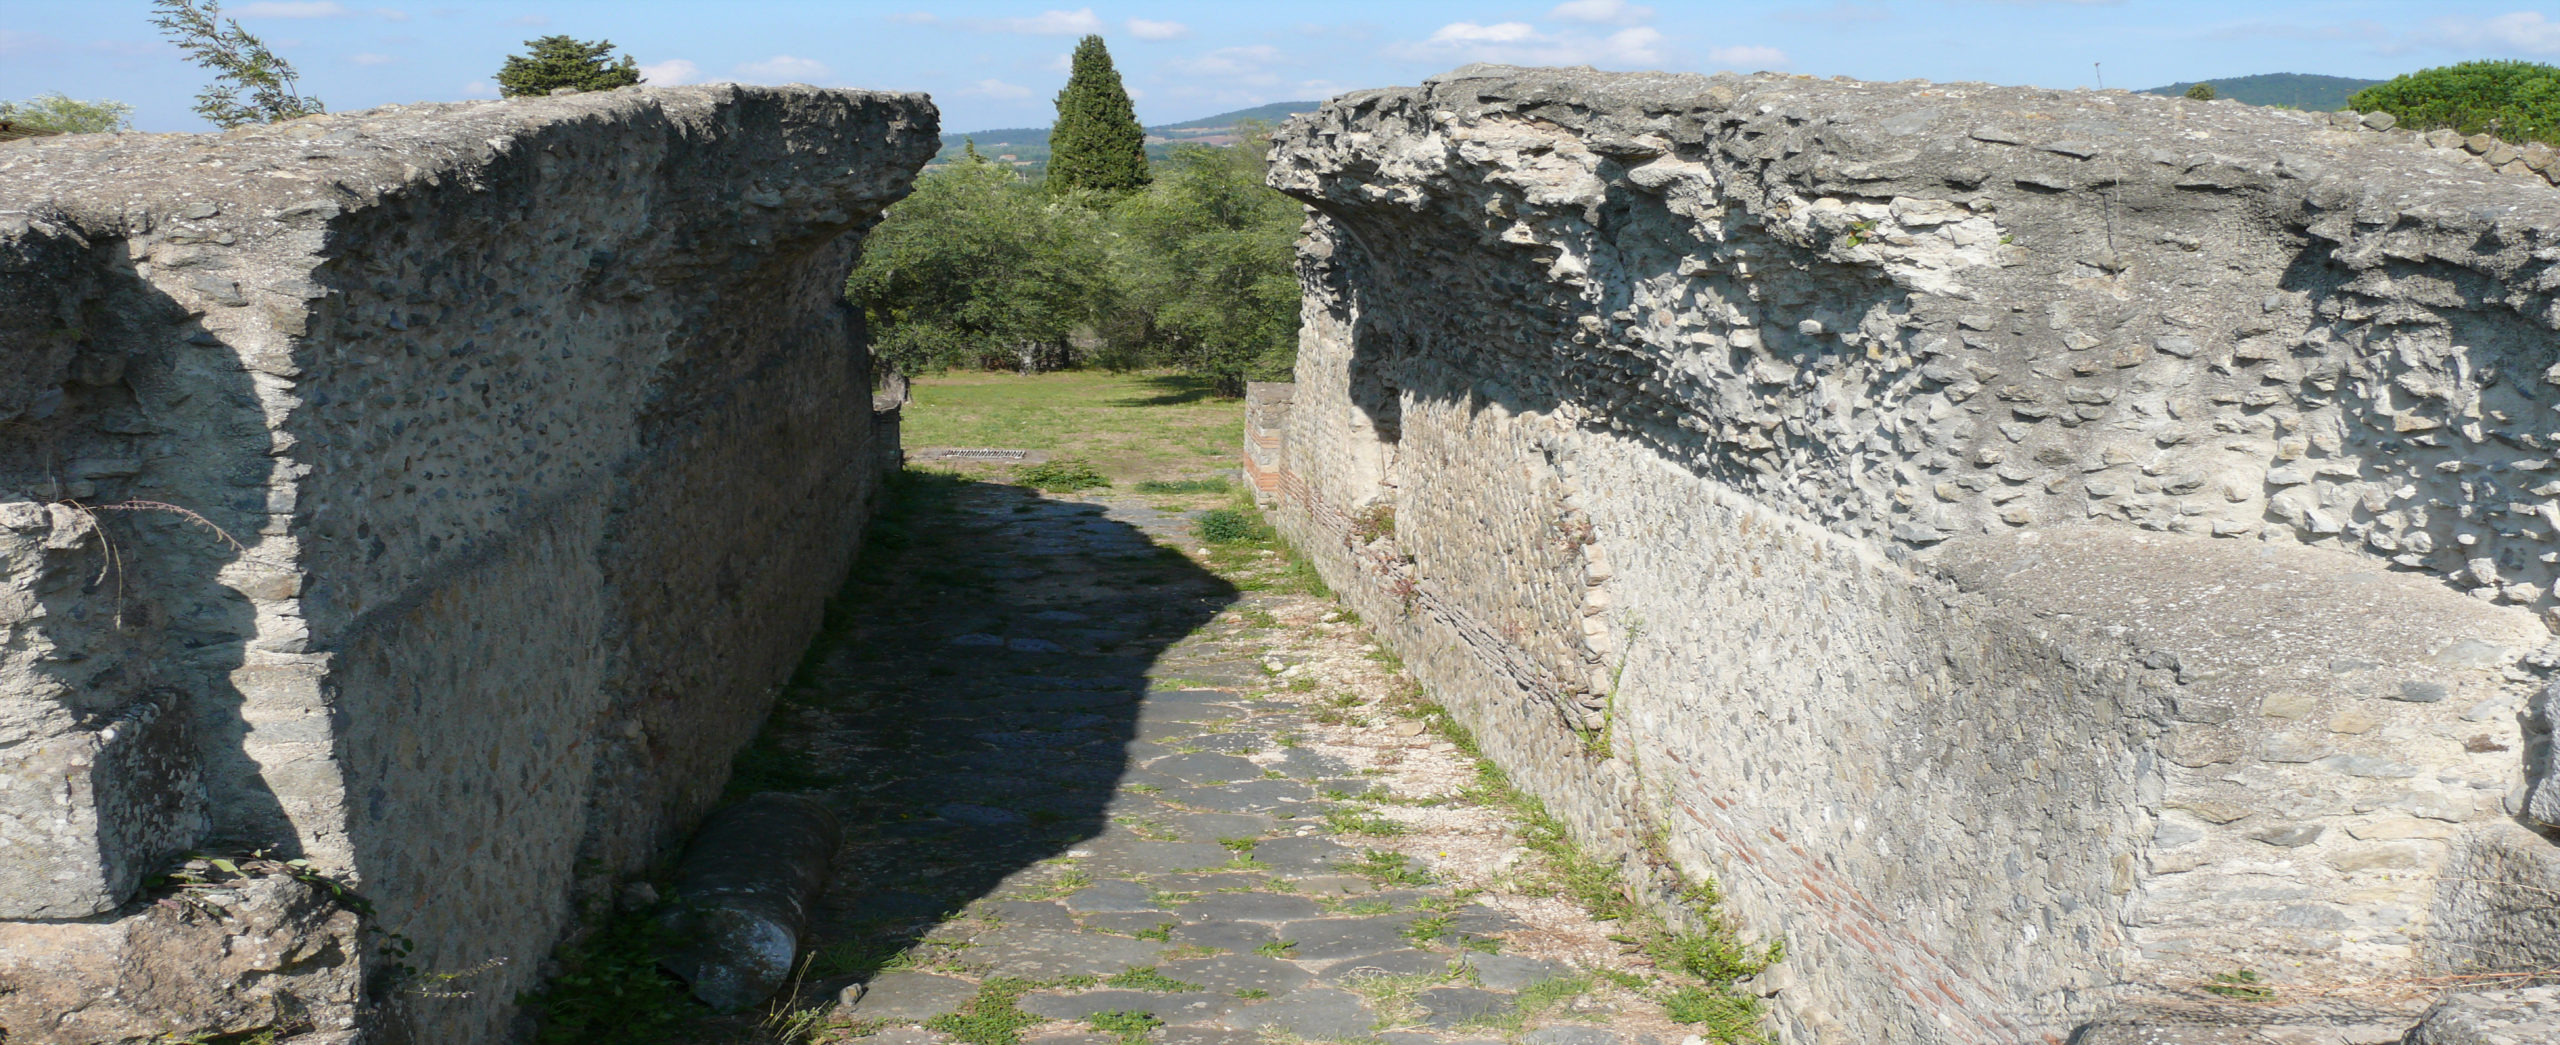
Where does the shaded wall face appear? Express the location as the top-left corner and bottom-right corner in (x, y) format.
(1275, 218), (2169, 1044)
(0, 85), (936, 1043)
(1261, 67), (2560, 1043)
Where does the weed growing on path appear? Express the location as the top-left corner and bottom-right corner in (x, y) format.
(1104, 966), (1202, 992)
(926, 977), (1043, 1045)
(1014, 457), (1111, 492)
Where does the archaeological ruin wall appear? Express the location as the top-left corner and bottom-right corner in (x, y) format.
(1256, 65), (2560, 1043)
(0, 85), (934, 1043)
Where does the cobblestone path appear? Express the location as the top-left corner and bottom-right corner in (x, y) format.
(759, 473), (1707, 1045)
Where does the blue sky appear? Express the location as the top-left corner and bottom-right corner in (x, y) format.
(6, 1), (2560, 134)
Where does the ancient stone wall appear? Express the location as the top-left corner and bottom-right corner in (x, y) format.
(0, 85), (934, 1043)
(1260, 66), (2560, 1043)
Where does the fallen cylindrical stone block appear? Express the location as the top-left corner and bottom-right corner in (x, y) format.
(659, 793), (842, 1012)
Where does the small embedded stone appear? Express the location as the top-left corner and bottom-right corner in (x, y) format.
(2393, 681), (2450, 703)
(2250, 823), (2324, 848)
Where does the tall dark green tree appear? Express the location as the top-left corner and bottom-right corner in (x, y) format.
(1046, 35), (1150, 194)
(496, 36), (643, 97)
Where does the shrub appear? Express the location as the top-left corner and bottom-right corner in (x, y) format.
(1134, 477), (1231, 495)
(1195, 507), (1260, 544)
(1014, 458), (1109, 492)
(2184, 83), (2215, 101)
(2349, 61), (2560, 146)
(1662, 984), (1764, 1036)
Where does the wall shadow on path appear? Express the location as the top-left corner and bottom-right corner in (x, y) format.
(773, 469), (1238, 985)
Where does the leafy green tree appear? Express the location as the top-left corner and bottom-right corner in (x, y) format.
(1046, 35), (1149, 195)
(846, 153), (1111, 376)
(0, 94), (134, 134)
(2184, 83), (2215, 101)
(2350, 60), (2560, 146)
(496, 35), (644, 97)
(1105, 124), (1303, 396)
(150, 0), (322, 127)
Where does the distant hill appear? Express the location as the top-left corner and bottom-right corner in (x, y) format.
(932, 100), (1322, 172)
(2140, 73), (2386, 111)
(1153, 100), (1318, 133)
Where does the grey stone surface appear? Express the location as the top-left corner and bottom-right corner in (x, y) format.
(969, 928), (1170, 979)
(839, 972), (980, 1021)
(662, 794), (843, 1012)
(1256, 64), (2560, 1045)
(1164, 779), (1314, 813)
(1149, 752), (1264, 784)
(1279, 915), (1422, 960)
(1463, 953), (1572, 991)
(1170, 918), (1277, 952)
(1520, 1028), (1621, 1045)
(0, 83), (936, 1043)
(1415, 986), (1513, 1028)
(1220, 985), (1377, 1038)
(988, 900), (1079, 932)
(1156, 953), (1316, 995)
(1251, 835), (1357, 874)
(1083, 911), (1178, 936)
(1018, 989), (1239, 1022)
(1063, 880), (1161, 914)
(1166, 812), (1280, 842)
(1085, 842), (1239, 876)
(1321, 950), (1459, 983)
(2402, 986), (2560, 1044)
(1177, 891), (1326, 923)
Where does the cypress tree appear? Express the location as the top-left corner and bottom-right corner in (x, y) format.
(1046, 35), (1149, 194)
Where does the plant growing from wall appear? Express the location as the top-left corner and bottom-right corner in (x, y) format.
(1046, 35), (1149, 195)
(496, 35), (643, 97)
(150, 0), (323, 127)
(2184, 83), (2216, 101)
(0, 93), (133, 133)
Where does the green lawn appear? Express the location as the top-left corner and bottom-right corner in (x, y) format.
(901, 370), (1245, 488)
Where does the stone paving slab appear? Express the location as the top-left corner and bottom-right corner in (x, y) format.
(1018, 988), (1239, 1022)
(780, 484), (1704, 1044)
(1219, 985), (1378, 1037)
(837, 971), (978, 1020)
(1154, 953), (1315, 995)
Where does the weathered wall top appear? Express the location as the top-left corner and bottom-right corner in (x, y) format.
(1273, 64), (2560, 614)
(1, 85), (933, 1042)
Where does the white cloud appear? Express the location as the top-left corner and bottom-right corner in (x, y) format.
(1708, 44), (1787, 68)
(235, 1), (347, 16)
(733, 55), (831, 83)
(963, 8), (1104, 35)
(886, 11), (937, 24)
(1550, 0), (1654, 25)
(1128, 18), (1190, 40)
(462, 80), (497, 98)
(1426, 21), (1541, 46)
(373, 7), (409, 21)
(2434, 11), (2560, 55)
(1392, 21), (1666, 66)
(1172, 45), (1282, 79)
(349, 51), (395, 65)
(638, 58), (702, 85)
(0, 29), (61, 55)
(963, 78), (1034, 99)
(505, 14), (548, 27)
